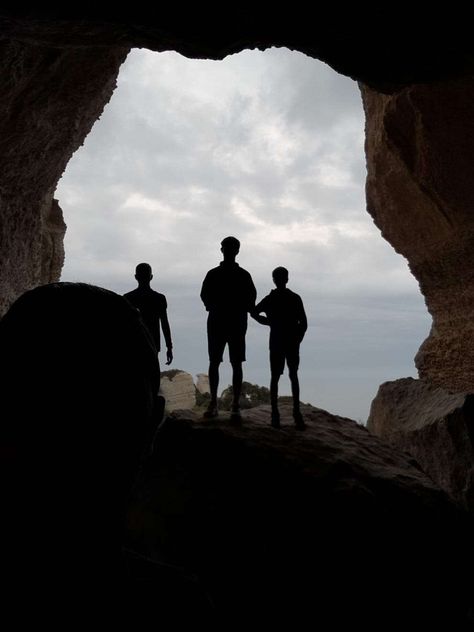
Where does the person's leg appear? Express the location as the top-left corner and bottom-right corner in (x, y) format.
(231, 361), (243, 411)
(288, 347), (305, 429)
(270, 348), (284, 428)
(208, 360), (220, 406)
(228, 326), (246, 420)
(270, 372), (280, 428)
(289, 367), (300, 410)
(205, 316), (224, 417)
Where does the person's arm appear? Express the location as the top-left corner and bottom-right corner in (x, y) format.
(200, 272), (211, 311)
(297, 297), (308, 343)
(248, 274), (257, 313)
(251, 298), (270, 326)
(160, 297), (173, 365)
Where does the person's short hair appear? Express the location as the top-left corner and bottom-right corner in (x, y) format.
(0, 282), (160, 554)
(135, 262), (152, 277)
(0, 282), (162, 616)
(272, 266), (289, 280)
(221, 236), (240, 251)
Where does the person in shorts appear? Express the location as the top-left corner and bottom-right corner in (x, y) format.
(252, 267), (307, 429)
(200, 237), (257, 421)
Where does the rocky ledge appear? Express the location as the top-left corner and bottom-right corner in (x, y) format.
(126, 403), (473, 626)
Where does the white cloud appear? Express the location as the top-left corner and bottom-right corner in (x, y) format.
(56, 47), (431, 421)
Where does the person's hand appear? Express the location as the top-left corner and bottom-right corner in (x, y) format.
(166, 348), (173, 365)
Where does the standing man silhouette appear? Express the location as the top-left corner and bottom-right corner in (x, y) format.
(252, 267), (307, 429)
(200, 237), (257, 421)
(124, 263), (173, 368)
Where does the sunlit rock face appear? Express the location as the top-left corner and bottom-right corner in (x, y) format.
(160, 371), (196, 410)
(126, 404), (473, 626)
(0, 38), (127, 314)
(196, 373), (210, 394)
(362, 78), (474, 392)
(367, 377), (474, 513)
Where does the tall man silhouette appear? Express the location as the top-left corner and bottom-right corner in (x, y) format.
(124, 263), (173, 368)
(200, 237), (257, 421)
(252, 267), (307, 429)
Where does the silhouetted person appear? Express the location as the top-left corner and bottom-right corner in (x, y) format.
(252, 267), (307, 429)
(200, 237), (257, 421)
(124, 263), (173, 368)
(0, 282), (162, 622)
(0, 282), (215, 624)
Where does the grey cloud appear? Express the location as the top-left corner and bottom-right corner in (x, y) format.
(57, 47), (431, 422)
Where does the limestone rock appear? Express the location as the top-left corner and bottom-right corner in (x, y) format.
(195, 373), (210, 395)
(160, 370), (196, 411)
(1, 10), (474, 90)
(0, 38), (127, 315)
(362, 78), (474, 392)
(367, 377), (474, 512)
(126, 403), (473, 626)
(2, 13), (474, 399)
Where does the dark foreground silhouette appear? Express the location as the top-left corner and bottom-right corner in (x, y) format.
(252, 267), (307, 428)
(200, 236), (256, 422)
(0, 283), (212, 625)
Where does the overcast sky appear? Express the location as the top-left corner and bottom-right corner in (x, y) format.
(57, 47), (431, 422)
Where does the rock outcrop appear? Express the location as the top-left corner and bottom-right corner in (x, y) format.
(367, 377), (474, 512)
(160, 371), (196, 410)
(126, 403), (473, 626)
(195, 373), (210, 395)
(1, 12), (474, 399)
(362, 78), (474, 392)
(0, 38), (127, 314)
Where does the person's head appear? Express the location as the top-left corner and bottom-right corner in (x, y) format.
(0, 282), (160, 563)
(135, 262), (153, 284)
(272, 267), (289, 289)
(221, 236), (240, 261)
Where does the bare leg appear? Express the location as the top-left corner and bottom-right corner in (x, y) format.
(270, 373), (280, 428)
(270, 374), (279, 410)
(289, 368), (305, 428)
(231, 361), (243, 409)
(289, 368), (300, 411)
(204, 360), (220, 417)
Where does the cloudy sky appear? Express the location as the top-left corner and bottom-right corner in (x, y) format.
(57, 47), (431, 422)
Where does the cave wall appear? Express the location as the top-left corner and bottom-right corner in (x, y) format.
(0, 38), (127, 313)
(2, 11), (474, 393)
(362, 78), (474, 391)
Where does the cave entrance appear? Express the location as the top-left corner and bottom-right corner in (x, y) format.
(56, 48), (430, 421)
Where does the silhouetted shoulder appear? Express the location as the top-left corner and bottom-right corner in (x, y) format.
(124, 288), (167, 310)
(201, 263), (256, 314)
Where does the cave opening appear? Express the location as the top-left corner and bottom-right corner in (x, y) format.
(56, 47), (430, 421)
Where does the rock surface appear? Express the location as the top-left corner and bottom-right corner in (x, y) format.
(2, 14), (474, 399)
(362, 78), (474, 392)
(159, 371), (196, 411)
(195, 373), (210, 394)
(1, 10), (474, 90)
(126, 403), (473, 626)
(367, 377), (474, 512)
(0, 38), (127, 314)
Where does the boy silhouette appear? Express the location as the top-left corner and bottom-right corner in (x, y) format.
(200, 236), (257, 421)
(124, 263), (173, 367)
(252, 267), (307, 429)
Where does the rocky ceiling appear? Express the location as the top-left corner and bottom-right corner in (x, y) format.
(1, 8), (474, 391)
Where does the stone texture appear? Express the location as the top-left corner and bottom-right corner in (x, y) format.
(367, 377), (474, 512)
(126, 403), (473, 626)
(1, 13), (474, 396)
(0, 38), (128, 314)
(362, 77), (474, 391)
(195, 373), (210, 395)
(1, 10), (474, 90)
(160, 371), (196, 411)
